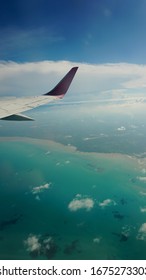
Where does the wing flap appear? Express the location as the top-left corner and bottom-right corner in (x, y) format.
(1, 113), (34, 121)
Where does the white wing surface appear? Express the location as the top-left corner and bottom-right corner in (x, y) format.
(0, 67), (78, 121)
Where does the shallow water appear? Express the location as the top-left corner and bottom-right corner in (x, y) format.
(0, 138), (146, 259)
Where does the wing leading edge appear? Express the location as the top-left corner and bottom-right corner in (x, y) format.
(0, 67), (78, 121)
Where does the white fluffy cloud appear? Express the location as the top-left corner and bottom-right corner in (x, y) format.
(139, 223), (146, 233)
(24, 234), (56, 258)
(32, 183), (51, 194)
(99, 198), (116, 208)
(68, 196), (94, 212)
(24, 235), (41, 252)
(137, 223), (146, 240)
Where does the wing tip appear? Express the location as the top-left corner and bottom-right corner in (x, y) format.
(44, 66), (78, 97)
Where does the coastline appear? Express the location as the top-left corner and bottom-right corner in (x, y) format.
(0, 136), (145, 169)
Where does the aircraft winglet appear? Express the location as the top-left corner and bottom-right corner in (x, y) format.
(0, 67), (78, 121)
(44, 67), (78, 98)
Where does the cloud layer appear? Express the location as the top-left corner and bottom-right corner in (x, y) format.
(1, 60), (146, 105)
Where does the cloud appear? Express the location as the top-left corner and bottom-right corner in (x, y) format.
(93, 237), (101, 243)
(140, 207), (146, 213)
(1, 60), (146, 107)
(117, 126), (126, 131)
(32, 183), (51, 194)
(35, 195), (40, 201)
(24, 235), (41, 252)
(99, 199), (110, 208)
(140, 191), (146, 196)
(139, 223), (146, 232)
(24, 234), (58, 258)
(68, 196), (94, 212)
(99, 199), (116, 208)
(137, 177), (146, 182)
(137, 223), (146, 240)
(0, 60), (78, 98)
(122, 225), (132, 236)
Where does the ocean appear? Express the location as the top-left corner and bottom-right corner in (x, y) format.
(0, 137), (146, 259)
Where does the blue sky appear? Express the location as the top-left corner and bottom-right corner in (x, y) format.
(1, 0), (146, 63)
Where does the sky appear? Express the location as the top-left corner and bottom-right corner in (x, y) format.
(1, 0), (146, 105)
(1, 0), (146, 63)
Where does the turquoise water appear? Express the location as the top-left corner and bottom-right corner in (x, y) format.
(0, 138), (146, 259)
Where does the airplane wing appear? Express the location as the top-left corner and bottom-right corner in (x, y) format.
(0, 67), (78, 121)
